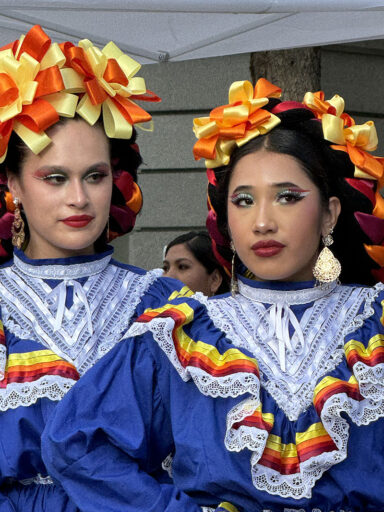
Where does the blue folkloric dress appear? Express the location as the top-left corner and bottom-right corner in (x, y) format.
(43, 276), (384, 512)
(0, 247), (183, 511)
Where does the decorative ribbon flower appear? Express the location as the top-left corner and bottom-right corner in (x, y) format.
(304, 90), (384, 280)
(303, 91), (382, 181)
(193, 78), (282, 168)
(60, 39), (161, 139)
(0, 25), (78, 162)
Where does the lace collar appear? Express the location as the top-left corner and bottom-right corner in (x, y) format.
(12, 247), (113, 280)
(237, 275), (338, 305)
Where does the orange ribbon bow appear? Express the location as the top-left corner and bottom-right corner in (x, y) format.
(60, 39), (161, 139)
(193, 78), (282, 168)
(0, 25), (77, 162)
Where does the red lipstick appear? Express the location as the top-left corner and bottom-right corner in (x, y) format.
(61, 215), (94, 228)
(251, 240), (285, 257)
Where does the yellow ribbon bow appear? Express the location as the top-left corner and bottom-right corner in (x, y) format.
(60, 39), (160, 140)
(304, 90), (382, 181)
(0, 25), (77, 162)
(193, 78), (282, 168)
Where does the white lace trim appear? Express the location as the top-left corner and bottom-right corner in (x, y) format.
(202, 507), (351, 511)
(195, 283), (384, 421)
(238, 279), (338, 305)
(261, 510), (350, 512)
(223, 373), (384, 500)
(0, 263), (162, 375)
(13, 251), (111, 279)
(0, 374), (75, 411)
(127, 319), (260, 398)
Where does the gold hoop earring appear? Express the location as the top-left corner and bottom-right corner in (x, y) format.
(313, 230), (341, 285)
(11, 198), (25, 250)
(230, 241), (239, 297)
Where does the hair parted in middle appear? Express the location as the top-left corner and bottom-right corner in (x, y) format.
(193, 80), (384, 286)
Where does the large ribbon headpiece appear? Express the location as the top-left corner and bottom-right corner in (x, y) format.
(0, 24), (77, 162)
(0, 25), (160, 258)
(59, 38), (160, 139)
(193, 79), (282, 168)
(303, 91), (384, 281)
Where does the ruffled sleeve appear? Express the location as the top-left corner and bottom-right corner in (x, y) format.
(130, 276), (195, 323)
(42, 328), (207, 512)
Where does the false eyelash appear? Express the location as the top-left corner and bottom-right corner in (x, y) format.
(230, 192), (254, 204)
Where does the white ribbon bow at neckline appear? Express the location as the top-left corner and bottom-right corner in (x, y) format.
(267, 302), (305, 373)
(47, 280), (93, 335)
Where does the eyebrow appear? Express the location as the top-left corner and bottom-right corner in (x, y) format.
(232, 182), (304, 194)
(163, 258), (192, 264)
(36, 162), (110, 174)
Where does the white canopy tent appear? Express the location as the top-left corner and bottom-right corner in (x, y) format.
(0, 1), (383, 63)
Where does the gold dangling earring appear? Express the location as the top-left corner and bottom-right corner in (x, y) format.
(230, 241), (239, 297)
(313, 229), (341, 286)
(11, 198), (25, 250)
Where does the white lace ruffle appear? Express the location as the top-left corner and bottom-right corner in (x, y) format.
(225, 397), (268, 452)
(196, 283), (384, 421)
(0, 264), (162, 375)
(0, 374), (75, 411)
(127, 319), (260, 398)
(224, 369), (384, 500)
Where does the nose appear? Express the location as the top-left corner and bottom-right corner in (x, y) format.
(252, 201), (277, 234)
(67, 179), (89, 209)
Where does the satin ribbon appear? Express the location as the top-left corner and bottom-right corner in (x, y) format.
(0, 25), (77, 162)
(47, 280), (93, 335)
(267, 303), (305, 373)
(60, 39), (160, 139)
(193, 78), (282, 168)
(303, 91), (353, 125)
(303, 90), (382, 180)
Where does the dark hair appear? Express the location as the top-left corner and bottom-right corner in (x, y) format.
(0, 115), (143, 260)
(165, 231), (230, 294)
(207, 104), (376, 285)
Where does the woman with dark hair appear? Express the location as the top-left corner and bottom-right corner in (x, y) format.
(0, 25), (185, 511)
(43, 80), (384, 511)
(163, 231), (229, 295)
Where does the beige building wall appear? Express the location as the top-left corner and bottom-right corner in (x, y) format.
(112, 41), (384, 270)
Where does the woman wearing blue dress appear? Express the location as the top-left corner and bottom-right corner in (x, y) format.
(0, 25), (185, 511)
(43, 79), (384, 511)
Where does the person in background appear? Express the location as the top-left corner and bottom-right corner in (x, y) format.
(43, 80), (384, 511)
(0, 25), (185, 511)
(163, 231), (229, 295)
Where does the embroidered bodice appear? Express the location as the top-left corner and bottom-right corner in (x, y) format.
(196, 277), (381, 421)
(0, 247), (162, 375)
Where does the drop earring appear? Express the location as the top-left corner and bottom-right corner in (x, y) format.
(313, 229), (341, 285)
(230, 241), (239, 297)
(11, 198), (25, 250)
